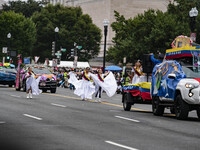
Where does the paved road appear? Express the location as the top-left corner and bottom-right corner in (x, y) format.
(0, 85), (200, 150)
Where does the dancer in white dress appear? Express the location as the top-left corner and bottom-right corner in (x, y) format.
(69, 67), (95, 101)
(26, 67), (42, 99)
(93, 69), (109, 102)
(90, 70), (117, 102)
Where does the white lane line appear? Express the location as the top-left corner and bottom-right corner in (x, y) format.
(115, 116), (140, 123)
(10, 95), (21, 98)
(105, 141), (139, 150)
(23, 114), (42, 120)
(0, 121), (6, 124)
(51, 103), (66, 108)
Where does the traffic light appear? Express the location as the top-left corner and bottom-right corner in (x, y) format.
(52, 41), (55, 56)
(71, 49), (74, 57)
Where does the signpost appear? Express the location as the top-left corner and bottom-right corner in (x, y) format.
(77, 46), (82, 49)
(73, 56), (78, 68)
(190, 33), (196, 42)
(52, 59), (57, 67)
(55, 52), (62, 56)
(10, 51), (17, 57)
(24, 57), (30, 64)
(61, 48), (66, 52)
(2, 47), (7, 53)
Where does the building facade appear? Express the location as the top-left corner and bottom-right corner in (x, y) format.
(54, 0), (169, 57)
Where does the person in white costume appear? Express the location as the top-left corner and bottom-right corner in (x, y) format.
(69, 67), (95, 101)
(93, 69), (109, 102)
(90, 70), (117, 102)
(131, 60), (145, 84)
(26, 67), (42, 99)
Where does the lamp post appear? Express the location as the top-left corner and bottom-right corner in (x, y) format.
(54, 27), (59, 55)
(189, 7), (198, 41)
(7, 33), (11, 62)
(103, 19), (109, 73)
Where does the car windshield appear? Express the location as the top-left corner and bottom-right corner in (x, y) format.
(32, 68), (51, 74)
(182, 66), (200, 78)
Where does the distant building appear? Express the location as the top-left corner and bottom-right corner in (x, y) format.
(46, 0), (169, 58)
(0, 0), (6, 9)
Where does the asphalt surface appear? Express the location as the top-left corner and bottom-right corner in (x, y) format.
(0, 85), (200, 150)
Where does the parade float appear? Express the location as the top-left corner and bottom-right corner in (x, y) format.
(122, 35), (200, 120)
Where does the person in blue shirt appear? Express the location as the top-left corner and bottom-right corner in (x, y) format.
(150, 52), (165, 65)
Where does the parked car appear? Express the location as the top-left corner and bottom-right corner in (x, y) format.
(16, 67), (57, 93)
(0, 67), (16, 87)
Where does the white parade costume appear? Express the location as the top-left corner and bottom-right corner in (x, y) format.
(26, 72), (42, 96)
(91, 72), (117, 97)
(68, 71), (95, 100)
(131, 67), (152, 84)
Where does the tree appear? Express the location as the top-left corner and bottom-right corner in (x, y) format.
(0, 11), (36, 60)
(107, 0), (200, 64)
(1, 0), (46, 18)
(31, 4), (101, 62)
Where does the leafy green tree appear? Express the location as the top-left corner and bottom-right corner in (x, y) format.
(32, 4), (101, 62)
(0, 11), (36, 60)
(107, 0), (200, 64)
(1, 0), (46, 18)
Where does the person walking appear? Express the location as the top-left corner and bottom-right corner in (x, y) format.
(26, 67), (42, 99)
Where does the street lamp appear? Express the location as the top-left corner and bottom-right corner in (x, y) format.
(189, 7), (198, 41)
(7, 33), (11, 62)
(103, 19), (109, 73)
(54, 27), (59, 56)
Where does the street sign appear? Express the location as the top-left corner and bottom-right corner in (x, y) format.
(73, 56), (78, 68)
(77, 46), (82, 49)
(52, 59), (57, 67)
(2, 47), (7, 53)
(61, 48), (66, 52)
(55, 52), (62, 56)
(24, 57), (30, 64)
(10, 51), (17, 57)
(190, 33), (196, 42)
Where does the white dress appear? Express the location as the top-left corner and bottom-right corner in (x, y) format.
(132, 68), (151, 84)
(91, 72), (117, 97)
(26, 72), (42, 95)
(69, 72), (95, 99)
(132, 68), (142, 84)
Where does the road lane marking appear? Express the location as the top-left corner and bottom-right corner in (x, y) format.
(115, 116), (140, 123)
(10, 95), (21, 98)
(51, 103), (66, 108)
(23, 114), (42, 120)
(105, 141), (139, 150)
(0, 121), (5, 124)
(43, 93), (149, 112)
